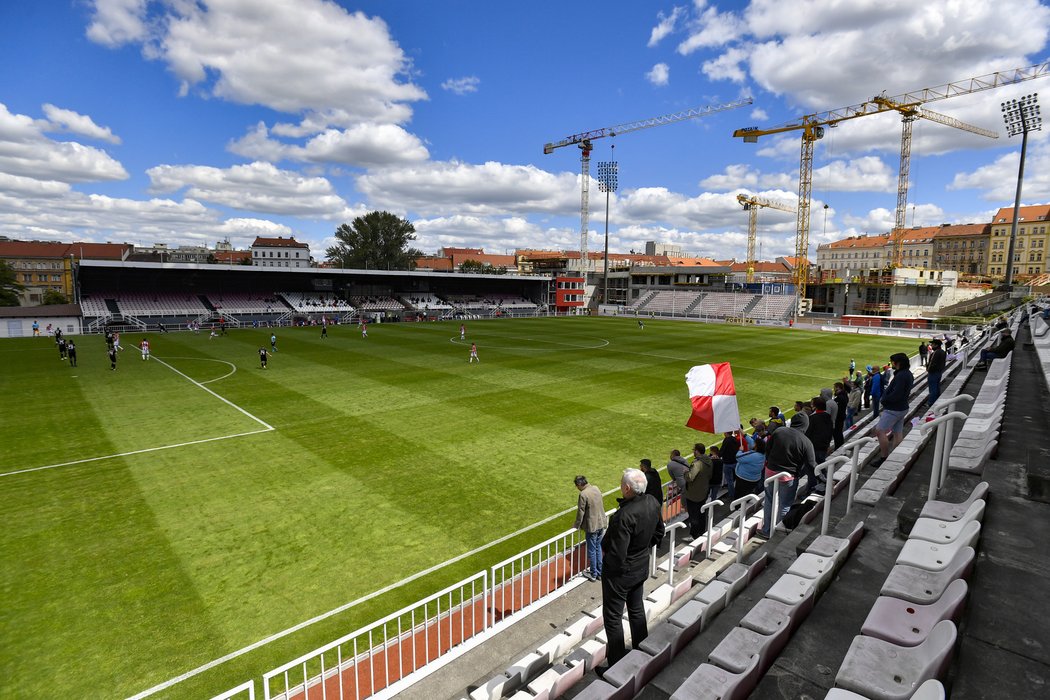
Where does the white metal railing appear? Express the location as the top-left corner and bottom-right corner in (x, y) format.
(763, 471), (793, 534)
(920, 411), (968, 501)
(841, 437), (878, 515)
(813, 456), (850, 536)
(210, 680), (255, 700)
(729, 494), (762, 563)
(262, 571), (488, 700)
(489, 527), (588, 624)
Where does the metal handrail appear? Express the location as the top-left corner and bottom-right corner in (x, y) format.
(700, 499), (723, 559)
(932, 393), (974, 416)
(814, 456), (850, 535)
(841, 438), (877, 515)
(921, 411), (968, 500)
(763, 471), (793, 534)
(730, 494), (762, 562)
(663, 521), (687, 585)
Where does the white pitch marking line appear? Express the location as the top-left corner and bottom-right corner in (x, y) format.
(0, 429), (273, 478)
(159, 356), (238, 385)
(0, 356), (272, 478)
(152, 356), (272, 431)
(126, 486), (625, 700)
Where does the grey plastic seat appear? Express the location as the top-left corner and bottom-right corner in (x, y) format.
(639, 622), (683, 668)
(668, 600), (711, 647)
(786, 552), (836, 590)
(708, 622), (791, 675)
(834, 620), (956, 700)
(765, 574), (819, 606)
(602, 649), (658, 699)
(527, 659), (585, 700)
(694, 580), (733, 613)
(572, 678), (620, 700)
(861, 579), (968, 647)
(896, 521), (980, 570)
(740, 586), (816, 636)
(669, 654), (761, 700)
(918, 482), (988, 522)
(880, 546), (974, 605)
(909, 503), (985, 544)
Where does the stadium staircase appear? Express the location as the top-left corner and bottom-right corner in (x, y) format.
(104, 298), (121, 316)
(931, 292), (1010, 318)
(682, 293), (707, 315)
(381, 307), (1050, 700)
(740, 295), (762, 317)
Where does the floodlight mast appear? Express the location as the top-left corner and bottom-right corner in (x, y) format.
(544, 98), (753, 305)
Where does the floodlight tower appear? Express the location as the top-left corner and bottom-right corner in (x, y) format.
(597, 148), (618, 305)
(1001, 93), (1042, 289)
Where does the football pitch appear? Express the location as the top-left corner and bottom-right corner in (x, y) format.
(0, 317), (909, 699)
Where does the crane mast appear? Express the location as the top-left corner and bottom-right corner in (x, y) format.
(544, 98), (752, 303)
(737, 193), (796, 283)
(734, 61), (1050, 305)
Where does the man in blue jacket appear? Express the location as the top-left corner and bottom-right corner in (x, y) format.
(875, 353), (914, 464)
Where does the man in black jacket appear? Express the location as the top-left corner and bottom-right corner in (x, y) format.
(925, 339), (947, 407)
(639, 459), (664, 504)
(875, 353), (914, 463)
(976, 329), (1015, 369)
(758, 412), (815, 537)
(599, 468), (665, 669)
(803, 396), (834, 497)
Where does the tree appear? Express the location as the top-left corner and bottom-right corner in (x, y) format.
(0, 260), (23, 306)
(325, 211), (423, 270)
(459, 259), (485, 273)
(42, 289), (68, 305)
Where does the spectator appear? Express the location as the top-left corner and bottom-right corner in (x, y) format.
(758, 413), (816, 538)
(846, 380), (862, 429)
(734, 436), (766, 497)
(573, 476), (608, 582)
(832, 382), (848, 448)
(918, 341), (929, 367)
(639, 459), (663, 504)
(666, 450), (689, 499)
(863, 365), (874, 409)
(767, 406), (786, 431)
(804, 396), (834, 496)
(598, 469), (665, 670)
(707, 446), (724, 503)
(874, 353), (915, 465)
(976, 329), (1015, 369)
(820, 388), (838, 430)
(925, 338), (947, 407)
(719, 431), (740, 501)
(684, 445), (713, 540)
(870, 365), (884, 418)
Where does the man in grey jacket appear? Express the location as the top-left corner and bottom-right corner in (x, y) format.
(574, 476), (609, 581)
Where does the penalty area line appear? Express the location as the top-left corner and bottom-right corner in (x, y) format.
(0, 428), (273, 478)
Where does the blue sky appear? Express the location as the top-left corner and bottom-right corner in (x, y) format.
(1, 0), (1049, 263)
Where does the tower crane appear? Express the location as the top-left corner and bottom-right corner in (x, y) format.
(544, 98), (752, 291)
(736, 193), (796, 283)
(733, 61), (1050, 304)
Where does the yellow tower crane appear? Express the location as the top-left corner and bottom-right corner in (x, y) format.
(733, 61), (1050, 305)
(544, 98), (752, 289)
(736, 193), (796, 283)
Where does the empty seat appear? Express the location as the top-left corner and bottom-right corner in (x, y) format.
(708, 623), (790, 675)
(834, 619), (956, 700)
(527, 660), (584, 699)
(786, 553), (836, 590)
(739, 587), (816, 636)
(896, 522), (980, 570)
(860, 579), (968, 647)
(670, 654), (761, 700)
(602, 649), (659, 698)
(908, 503), (985, 544)
(694, 580), (733, 613)
(918, 482), (989, 522)
(880, 547), (974, 605)
(764, 574), (819, 606)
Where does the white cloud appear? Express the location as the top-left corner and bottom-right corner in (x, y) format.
(811, 156), (895, 192)
(648, 7), (686, 47)
(701, 47), (749, 83)
(147, 161), (352, 217)
(699, 164), (793, 191)
(413, 215), (575, 253)
(949, 139), (1050, 201)
(750, 107), (769, 121)
(357, 160), (582, 217)
(646, 63), (670, 86)
(0, 104), (127, 183)
(677, 4), (747, 54)
(86, 0), (147, 47)
(86, 0), (427, 126)
(41, 104), (122, 144)
(229, 122), (429, 167)
(441, 76), (480, 95)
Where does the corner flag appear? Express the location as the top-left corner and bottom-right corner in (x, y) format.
(685, 362), (740, 433)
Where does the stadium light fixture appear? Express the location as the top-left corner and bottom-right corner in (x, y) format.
(1001, 93), (1041, 289)
(597, 147), (619, 307)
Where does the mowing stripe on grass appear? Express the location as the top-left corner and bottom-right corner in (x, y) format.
(125, 484), (626, 700)
(0, 355), (272, 478)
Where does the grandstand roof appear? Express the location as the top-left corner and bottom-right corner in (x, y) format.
(0, 240), (129, 259)
(991, 204), (1050, 223)
(251, 236), (309, 249)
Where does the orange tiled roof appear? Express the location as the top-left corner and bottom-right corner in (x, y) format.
(991, 204), (1050, 224)
(252, 236), (309, 249)
(0, 240), (130, 259)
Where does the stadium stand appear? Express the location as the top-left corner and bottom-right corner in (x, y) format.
(78, 294), (110, 319)
(348, 294), (403, 311)
(695, 292), (756, 318)
(644, 290), (704, 315)
(626, 291), (658, 312)
(282, 291), (357, 313)
(109, 292), (208, 318)
(402, 292), (453, 311)
(747, 295), (796, 321)
(207, 293), (288, 316)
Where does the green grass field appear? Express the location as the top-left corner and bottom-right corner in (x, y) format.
(0, 317), (909, 699)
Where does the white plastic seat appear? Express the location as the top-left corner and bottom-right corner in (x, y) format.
(860, 579), (968, 647)
(669, 654), (761, 700)
(918, 483), (988, 522)
(896, 522), (980, 570)
(834, 620), (956, 700)
(765, 574), (819, 606)
(881, 546), (974, 605)
(909, 502), (985, 543)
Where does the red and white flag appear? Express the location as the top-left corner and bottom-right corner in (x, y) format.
(685, 362), (740, 433)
